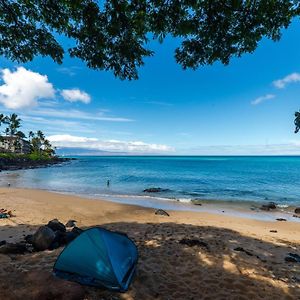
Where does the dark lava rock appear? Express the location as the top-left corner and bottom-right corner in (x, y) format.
(47, 219), (66, 233)
(285, 253), (300, 263)
(276, 218), (287, 222)
(49, 231), (66, 250)
(293, 214), (300, 218)
(294, 207), (300, 214)
(270, 230), (278, 233)
(0, 242), (27, 254)
(71, 226), (83, 236)
(155, 209), (170, 216)
(64, 231), (78, 244)
(260, 202), (277, 211)
(0, 240), (6, 246)
(0, 156), (74, 171)
(65, 220), (77, 228)
(24, 234), (33, 244)
(179, 239), (208, 249)
(143, 187), (169, 193)
(234, 247), (253, 256)
(32, 226), (56, 251)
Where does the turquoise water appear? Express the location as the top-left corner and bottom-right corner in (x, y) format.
(1, 156), (300, 207)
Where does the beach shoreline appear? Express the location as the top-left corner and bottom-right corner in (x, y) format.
(2, 155), (300, 212)
(0, 188), (300, 299)
(2, 185), (299, 223)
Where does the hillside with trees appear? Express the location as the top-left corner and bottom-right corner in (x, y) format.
(0, 113), (70, 170)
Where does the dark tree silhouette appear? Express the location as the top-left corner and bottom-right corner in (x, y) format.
(294, 111), (300, 133)
(0, 1), (299, 80)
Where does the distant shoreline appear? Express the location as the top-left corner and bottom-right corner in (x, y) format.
(0, 156), (75, 171)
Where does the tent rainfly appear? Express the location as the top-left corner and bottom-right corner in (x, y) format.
(53, 227), (138, 292)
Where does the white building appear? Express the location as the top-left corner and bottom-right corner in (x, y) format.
(0, 136), (31, 154)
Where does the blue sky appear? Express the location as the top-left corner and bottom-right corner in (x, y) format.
(0, 20), (300, 155)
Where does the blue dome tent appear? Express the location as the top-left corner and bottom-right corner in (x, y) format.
(53, 227), (138, 292)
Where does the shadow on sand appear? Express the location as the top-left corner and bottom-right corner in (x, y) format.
(0, 221), (299, 300)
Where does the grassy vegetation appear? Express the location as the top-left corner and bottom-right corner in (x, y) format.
(0, 152), (56, 161)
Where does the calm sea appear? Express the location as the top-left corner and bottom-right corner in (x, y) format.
(1, 156), (300, 208)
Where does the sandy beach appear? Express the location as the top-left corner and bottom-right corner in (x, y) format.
(0, 188), (299, 299)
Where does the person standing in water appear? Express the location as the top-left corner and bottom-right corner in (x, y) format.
(107, 180), (110, 188)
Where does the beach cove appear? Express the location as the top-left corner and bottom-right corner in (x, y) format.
(0, 188), (299, 299)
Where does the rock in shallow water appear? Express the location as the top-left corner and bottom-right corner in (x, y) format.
(260, 202), (277, 211)
(294, 207), (300, 214)
(144, 187), (169, 193)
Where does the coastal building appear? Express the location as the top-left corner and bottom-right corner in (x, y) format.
(0, 136), (31, 154)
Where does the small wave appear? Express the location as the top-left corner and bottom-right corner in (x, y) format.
(174, 198), (193, 203)
(276, 204), (289, 208)
(93, 193), (176, 202)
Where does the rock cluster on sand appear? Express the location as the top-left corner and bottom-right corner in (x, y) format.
(32, 226), (56, 251)
(0, 219), (83, 254)
(65, 219), (77, 228)
(0, 242), (27, 254)
(155, 209), (170, 216)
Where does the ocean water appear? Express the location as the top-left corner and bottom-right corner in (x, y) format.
(1, 156), (300, 208)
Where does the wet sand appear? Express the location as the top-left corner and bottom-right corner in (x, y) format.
(0, 188), (299, 299)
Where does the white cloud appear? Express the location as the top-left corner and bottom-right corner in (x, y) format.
(143, 101), (173, 106)
(0, 67), (55, 109)
(30, 108), (133, 122)
(48, 134), (174, 153)
(178, 142), (300, 155)
(20, 115), (96, 134)
(273, 72), (300, 89)
(57, 66), (81, 76)
(251, 94), (275, 105)
(61, 88), (91, 104)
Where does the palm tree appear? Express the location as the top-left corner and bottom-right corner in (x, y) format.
(16, 131), (26, 139)
(7, 113), (21, 136)
(3, 114), (24, 153)
(0, 114), (8, 133)
(0, 114), (7, 141)
(28, 131), (34, 139)
(36, 130), (45, 142)
(0, 114), (6, 126)
(43, 138), (55, 157)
